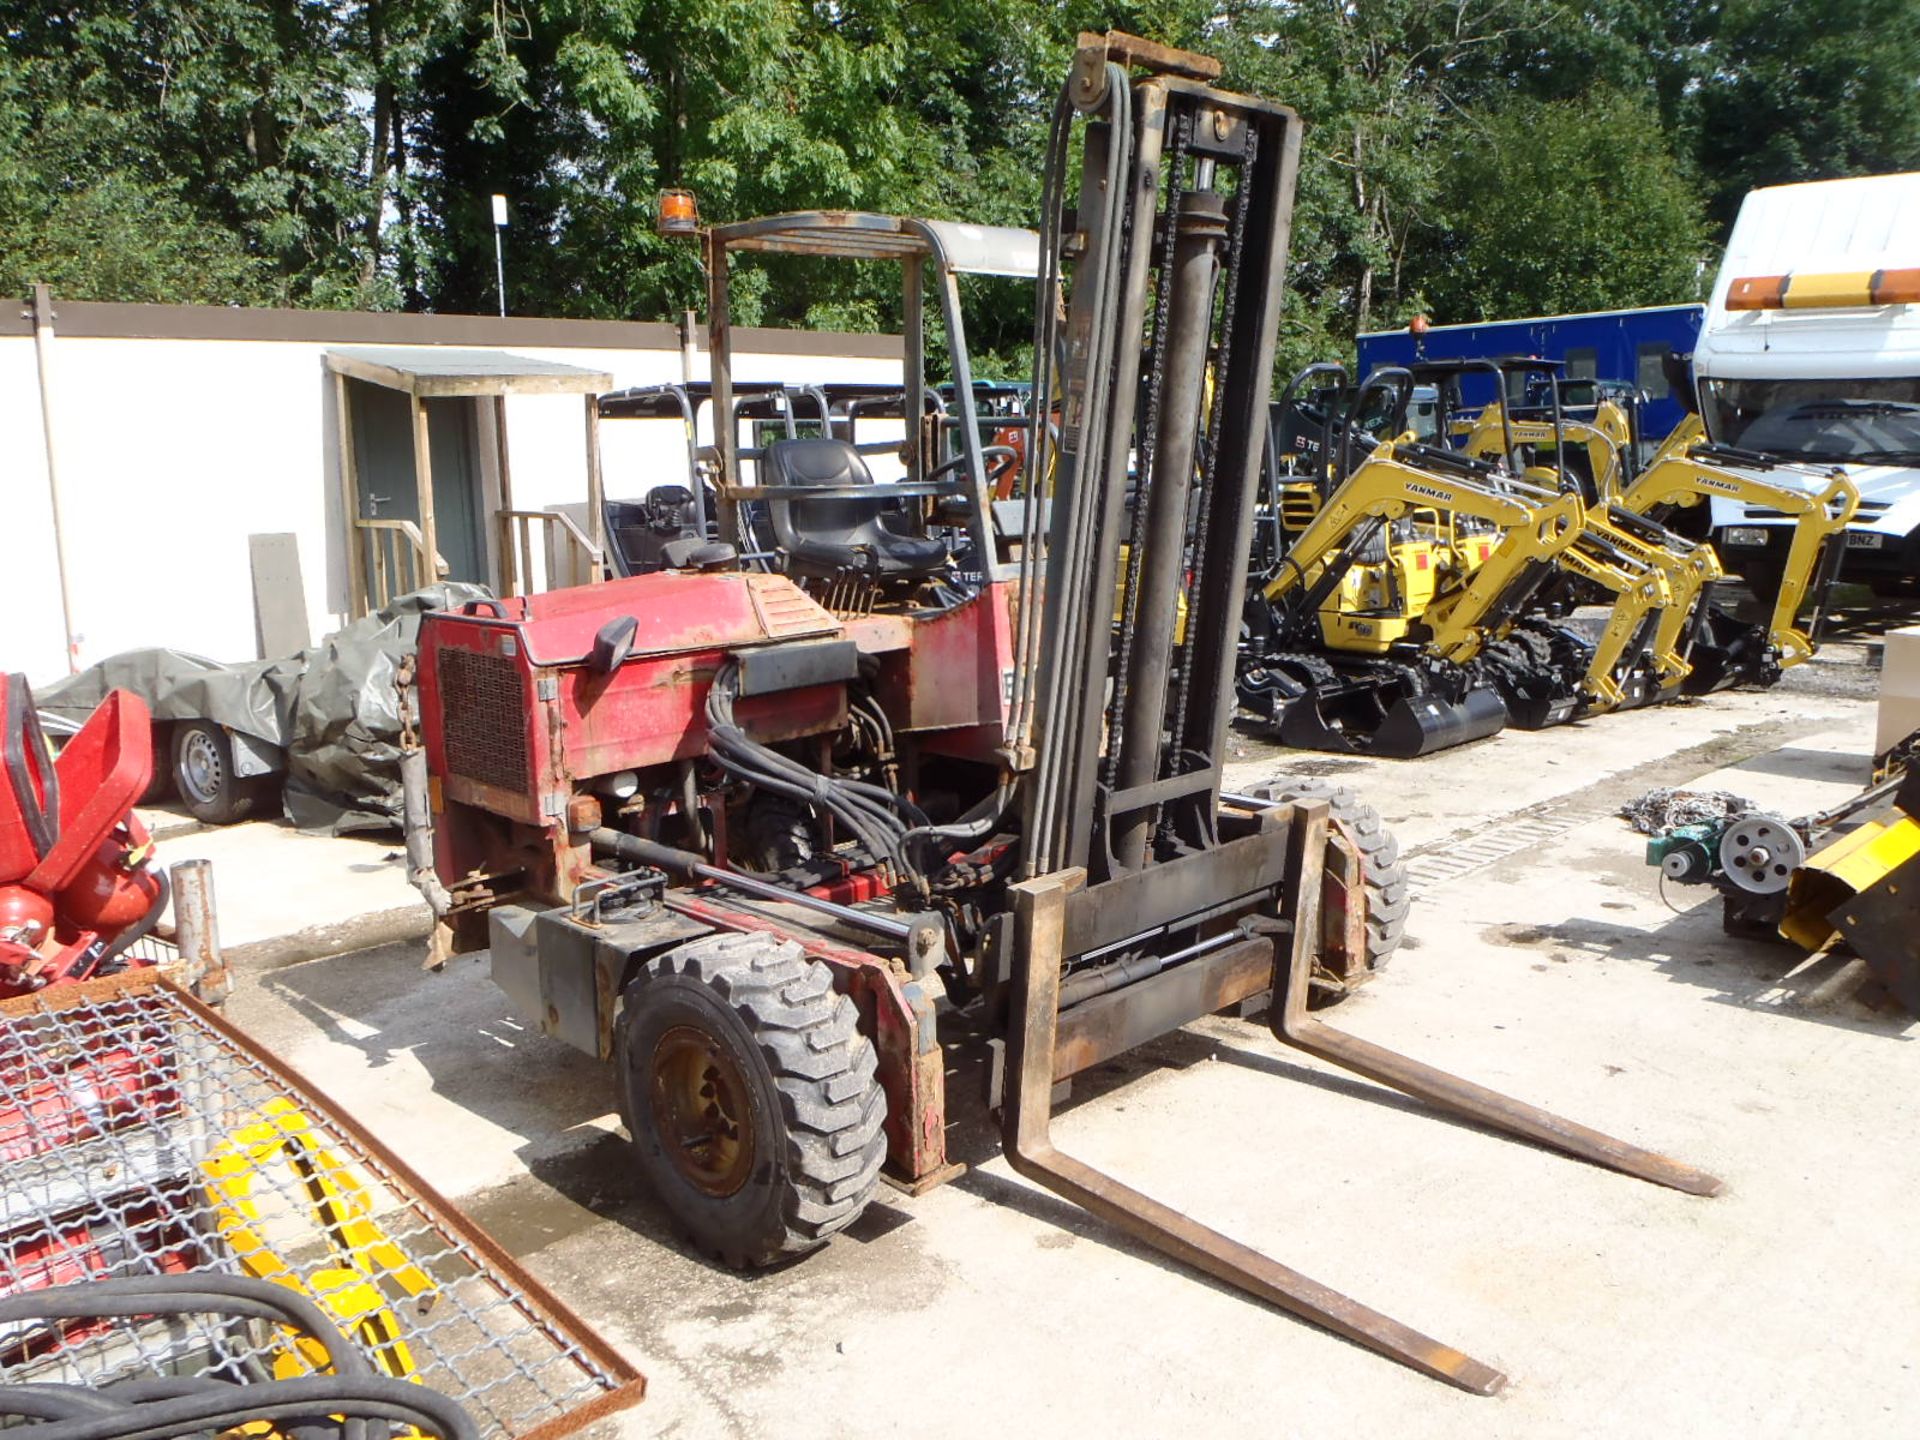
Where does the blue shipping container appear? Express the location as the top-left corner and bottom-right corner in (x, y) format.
(1355, 304), (1705, 444)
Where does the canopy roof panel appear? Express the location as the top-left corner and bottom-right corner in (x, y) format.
(324, 347), (612, 397)
(712, 212), (1040, 279)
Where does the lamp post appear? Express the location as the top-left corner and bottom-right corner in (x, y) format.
(491, 193), (508, 317)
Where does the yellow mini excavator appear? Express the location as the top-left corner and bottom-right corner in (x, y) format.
(1453, 376), (1859, 695)
(1429, 360), (1732, 717)
(1241, 366), (1587, 754)
(1617, 415), (1858, 691)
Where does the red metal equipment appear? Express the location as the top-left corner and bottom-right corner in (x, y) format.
(0, 673), (167, 997)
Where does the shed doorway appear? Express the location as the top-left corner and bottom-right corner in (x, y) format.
(347, 381), (488, 584)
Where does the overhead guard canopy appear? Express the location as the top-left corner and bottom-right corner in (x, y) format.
(711, 211), (1040, 278)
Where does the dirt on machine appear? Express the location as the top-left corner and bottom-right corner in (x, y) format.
(399, 32), (1721, 1393)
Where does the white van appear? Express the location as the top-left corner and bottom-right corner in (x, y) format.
(1692, 172), (1920, 596)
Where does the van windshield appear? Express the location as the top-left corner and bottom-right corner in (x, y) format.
(1700, 377), (1920, 464)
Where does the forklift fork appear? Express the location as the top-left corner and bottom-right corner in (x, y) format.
(1002, 799), (1721, 1395)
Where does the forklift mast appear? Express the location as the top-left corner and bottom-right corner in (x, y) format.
(1013, 34), (1300, 882)
(401, 31), (1726, 1397)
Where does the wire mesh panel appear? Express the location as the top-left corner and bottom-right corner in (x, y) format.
(0, 972), (643, 1439)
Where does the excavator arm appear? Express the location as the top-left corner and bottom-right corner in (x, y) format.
(1621, 418), (1858, 668)
(1457, 401), (1634, 499)
(1263, 437), (1584, 661)
(1556, 508), (1726, 709)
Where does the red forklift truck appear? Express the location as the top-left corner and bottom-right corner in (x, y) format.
(399, 32), (1719, 1393)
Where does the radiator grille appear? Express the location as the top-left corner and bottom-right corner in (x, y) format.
(438, 645), (531, 793)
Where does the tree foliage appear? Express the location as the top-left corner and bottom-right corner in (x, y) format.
(1411, 88), (1711, 324)
(2, 0), (1917, 370)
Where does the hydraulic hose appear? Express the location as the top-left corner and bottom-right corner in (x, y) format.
(91, 863), (169, 974)
(0, 1276), (479, 1440)
(588, 827), (919, 944)
(0, 1377), (479, 1440)
(0, 1275), (370, 1381)
(702, 661), (923, 881)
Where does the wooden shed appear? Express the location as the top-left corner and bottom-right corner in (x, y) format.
(325, 347), (613, 616)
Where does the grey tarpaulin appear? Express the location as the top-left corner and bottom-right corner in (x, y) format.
(36, 583), (492, 834)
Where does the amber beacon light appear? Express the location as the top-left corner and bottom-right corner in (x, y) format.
(657, 188), (700, 237)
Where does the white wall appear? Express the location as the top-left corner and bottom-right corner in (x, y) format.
(2, 339), (65, 676)
(0, 327), (902, 686)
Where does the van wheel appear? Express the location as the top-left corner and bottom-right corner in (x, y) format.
(613, 932), (887, 1268)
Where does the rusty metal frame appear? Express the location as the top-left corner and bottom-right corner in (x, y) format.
(1266, 805), (1724, 1201)
(0, 969), (647, 1435)
(1002, 800), (1721, 1395)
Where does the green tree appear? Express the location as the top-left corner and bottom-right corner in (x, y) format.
(1410, 88), (1710, 323)
(1691, 0), (1920, 225)
(0, 49), (281, 302)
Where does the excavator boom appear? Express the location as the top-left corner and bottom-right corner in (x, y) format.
(1621, 417), (1858, 683)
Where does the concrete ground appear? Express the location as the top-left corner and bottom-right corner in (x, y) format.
(139, 808), (428, 964)
(208, 656), (1920, 1438)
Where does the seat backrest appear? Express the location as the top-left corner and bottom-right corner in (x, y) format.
(763, 438), (888, 550)
(606, 486), (702, 575)
(24, 688), (153, 895)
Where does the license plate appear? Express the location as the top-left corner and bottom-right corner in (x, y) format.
(1723, 526), (1769, 548)
(1846, 530), (1886, 549)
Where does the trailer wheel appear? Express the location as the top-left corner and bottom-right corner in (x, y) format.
(1245, 776), (1410, 976)
(613, 932), (887, 1268)
(171, 722), (274, 825)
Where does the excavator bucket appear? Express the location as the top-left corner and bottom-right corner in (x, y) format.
(1361, 687), (1508, 758)
(1483, 664), (1581, 729)
(1679, 607), (1775, 695)
(1249, 663), (1508, 758)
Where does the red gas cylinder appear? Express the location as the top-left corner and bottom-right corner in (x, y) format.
(0, 884), (55, 978)
(57, 831), (164, 933)
(0, 884), (55, 949)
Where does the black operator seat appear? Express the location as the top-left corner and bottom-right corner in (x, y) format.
(763, 437), (949, 580)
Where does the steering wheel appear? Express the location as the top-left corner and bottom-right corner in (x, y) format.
(924, 445), (1019, 487)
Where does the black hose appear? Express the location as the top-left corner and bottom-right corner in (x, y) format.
(702, 662), (922, 879)
(0, 1386), (124, 1420)
(0, 1275), (377, 1440)
(0, 1287), (474, 1440)
(0, 1377), (479, 1440)
(0, 1276), (370, 1380)
(89, 863), (171, 975)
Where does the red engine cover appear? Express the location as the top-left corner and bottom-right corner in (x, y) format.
(418, 572), (850, 829)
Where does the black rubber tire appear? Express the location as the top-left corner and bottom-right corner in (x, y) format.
(170, 721), (274, 825)
(613, 932), (887, 1268)
(1245, 775), (1410, 972)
